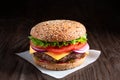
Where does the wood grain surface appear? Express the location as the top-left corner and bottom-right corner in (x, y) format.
(0, 0), (120, 80)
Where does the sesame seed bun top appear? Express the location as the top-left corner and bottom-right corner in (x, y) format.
(30, 20), (86, 42)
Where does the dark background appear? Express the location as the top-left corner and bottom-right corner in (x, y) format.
(0, 0), (119, 30)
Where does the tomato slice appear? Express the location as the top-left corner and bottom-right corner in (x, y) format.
(30, 41), (87, 54)
(46, 42), (87, 54)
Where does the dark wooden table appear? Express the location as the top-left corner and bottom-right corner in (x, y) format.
(0, 0), (120, 80)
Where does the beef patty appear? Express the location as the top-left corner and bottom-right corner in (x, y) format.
(33, 52), (86, 63)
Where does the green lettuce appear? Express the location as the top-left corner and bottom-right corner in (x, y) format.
(28, 34), (87, 47)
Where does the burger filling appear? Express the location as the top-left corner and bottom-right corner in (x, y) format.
(33, 52), (87, 63)
(28, 34), (89, 63)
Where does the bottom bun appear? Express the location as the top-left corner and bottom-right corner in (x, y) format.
(33, 53), (88, 71)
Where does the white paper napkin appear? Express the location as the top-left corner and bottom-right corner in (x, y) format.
(16, 49), (101, 79)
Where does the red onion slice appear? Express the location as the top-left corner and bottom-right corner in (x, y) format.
(31, 46), (46, 52)
(73, 43), (89, 53)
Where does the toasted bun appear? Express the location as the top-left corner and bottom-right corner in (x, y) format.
(30, 20), (86, 42)
(33, 53), (88, 70)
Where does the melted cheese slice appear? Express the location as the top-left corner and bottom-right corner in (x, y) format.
(45, 52), (70, 60)
(29, 46), (36, 54)
(29, 46), (70, 60)
(86, 51), (89, 55)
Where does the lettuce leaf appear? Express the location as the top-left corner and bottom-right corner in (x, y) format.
(28, 34), (87, 47)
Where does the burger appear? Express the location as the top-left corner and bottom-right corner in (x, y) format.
(29, 20), (89, 70)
